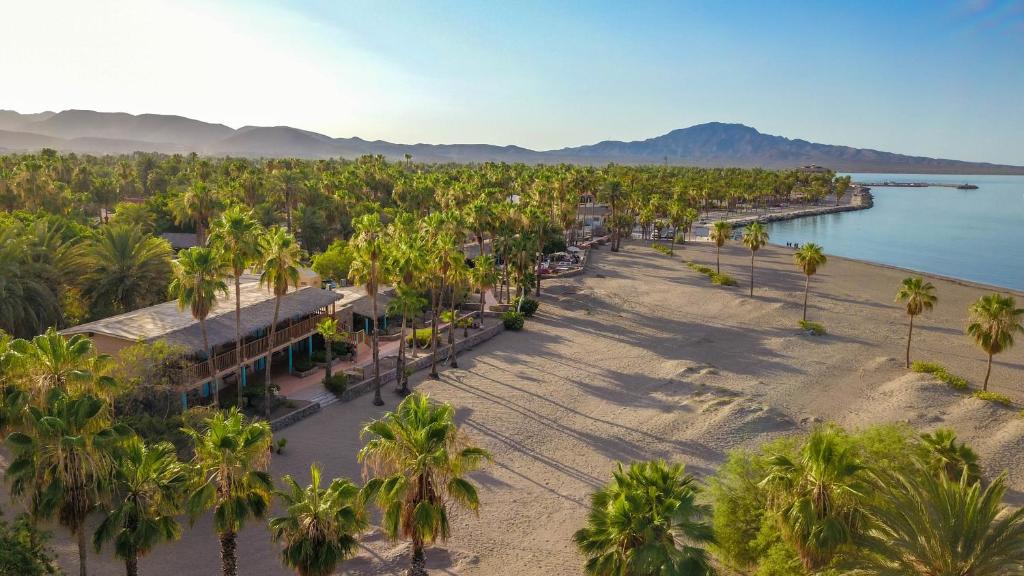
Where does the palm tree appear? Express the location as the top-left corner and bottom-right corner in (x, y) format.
(348, 213), (386, 406)
(169, 247), (228, 406)
(257, 227), (302, 417)
(573, 460), (715, 575)
(269, 464), (367, 576)
(184, 407), (274, 576)
(966, 293), (1024, 391)
(6, 389), (125, 576)
(0, 225), (62, 338)
(359, 393), (491, 576)
(172, 181), (222, 246)
(851, 468), (1024, 575)
(709, 220), (732, 274)
(8, 327), (116, 403)
(741, 222), (769, 297)
(93, 436), (188, 576)
(316, 317), (342, 385)
(760, 425), (866, 571)
(83, 225), (173, 315)
(386, 285), (426, 396)
(793, 243), (827, 322)
(209, 206), (264, 407)
(895, 277), (937, 368)
(469, 255), (499, 326)
(919, 428), (980, 483)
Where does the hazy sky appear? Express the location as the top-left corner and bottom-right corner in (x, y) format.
(2, 0), (1023, 163)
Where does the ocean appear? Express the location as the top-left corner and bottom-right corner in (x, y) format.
(765, 173), (1024, 292)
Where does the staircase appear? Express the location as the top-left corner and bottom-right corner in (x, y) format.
(308, 389), (340, 408)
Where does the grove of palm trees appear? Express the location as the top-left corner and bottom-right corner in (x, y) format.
(1, 150), (1023, 575)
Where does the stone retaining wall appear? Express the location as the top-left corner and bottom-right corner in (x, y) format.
(270, 402), (321, 431)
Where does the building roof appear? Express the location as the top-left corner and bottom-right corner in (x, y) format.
(159, 232), (199, 250)
(62, 281), (341, 353)
(334, 285), (395, 320)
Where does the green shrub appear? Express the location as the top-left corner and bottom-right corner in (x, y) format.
(293, 356), (314, 373)
(686, 261), (714, 275)
(973, 391), (1013, 406)
(0, 513), (60, 576)
(502, 311), (525, 330)
(799, 320), (827, 335)
(275, 438), (288, 454)
(511, 297), (540, 317)
(911, 361), (969, 391)
(711, 272), (738, 286)
(652, 243), (672, 255)
(323, 373), (348, 397)
(406, 328), (433, 348)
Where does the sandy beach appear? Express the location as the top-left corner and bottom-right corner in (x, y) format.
(29, 240), (1024, 575)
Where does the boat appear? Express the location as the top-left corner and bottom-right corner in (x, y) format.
(956, 184), (979, 190)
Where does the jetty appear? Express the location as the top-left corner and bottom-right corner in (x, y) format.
(854, 181), (978, 190)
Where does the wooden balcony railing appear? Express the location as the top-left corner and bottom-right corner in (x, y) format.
(172, 314), (332, 387)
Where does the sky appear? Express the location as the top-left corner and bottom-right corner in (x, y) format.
(1, 0), (1023, 164)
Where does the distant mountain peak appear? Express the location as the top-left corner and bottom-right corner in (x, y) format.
(0, 109), (1020, 174)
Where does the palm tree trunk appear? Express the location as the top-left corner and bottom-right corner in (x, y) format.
(409, 537), (427, 576)
(200, 319), (217, 406)
(983, 352), (993, 391)
(802, 274), (810, 322)
(125, 553), (139, 576)
(448, 287), (458, 369)
(905, 314), (914, 368)
(410, 315), (419, 359)
(264, 298), (281, 418)
(669, 231), (675, 255)
(371, 290), (383, 406)
(749, 251), (755, 297)
(397, 315), (409, 394)
(220, 531), (237, 576)
(77, 527), (87, 576)
(535, 236), (543, 297)
(429, 280), (444, 379)
(324, 334), (333, 383)
(234, 275), (243, 407)
(716, 245), (721, 274)
(479, 287), (486, 326)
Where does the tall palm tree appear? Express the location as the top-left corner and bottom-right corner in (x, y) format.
(172, 181), (222, 246)
(741, 222), (769, 297)
(469, 255), (499, 326)
(386, 285), (426, 396)
(209, 206), (264, 407)
(6, 389), (125, 576)
(760, 425), (866, 571)
(93, 436), (189, 576)
(316, 317), (344, 385)
(83, 225), (173, 316)
(573, 460), (715, 575)
(348, 213), (386, 406)
(445, 259), (469, 369)
(359, 393), (491, 576)
(184, 408), (274, 576)
(169, 247), (228, 406)
(257, 227), (302, 417)
(851, 468), (1024, 575)
(894, 277), (937, 368)
(269, 464), (367, 576)
(966, 293), (1024, 391)
(0, 224), (62, 338)
(709, 220), (732, 274)
(8, 327), (116, 403)
(919, 428), (980, 483)
(793, 243), (827, 322)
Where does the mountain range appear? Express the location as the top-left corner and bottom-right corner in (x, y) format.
(1, 109), (1021, 174)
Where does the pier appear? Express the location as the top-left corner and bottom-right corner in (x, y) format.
(854, 181), (978, 190)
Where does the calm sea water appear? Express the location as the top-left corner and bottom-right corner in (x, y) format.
(766, 173), (1024, 291)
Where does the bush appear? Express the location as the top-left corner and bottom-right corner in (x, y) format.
(511, 297), (540, 317)
(543, 236), (567, 255)
(502, 311), (525, 330)
(710, 272), (738, 286)
(323, 373), (348, 397)
(293, 356), (314, 373)
(973, 390), (1013, 406)
(652, 243), (672, 255)
(406, 328), (433, 348)
(911, 361), (969, 391)
(798, 320), (827, 335)
(0, 514), (60, 576)
(687, 261), (714, 275)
